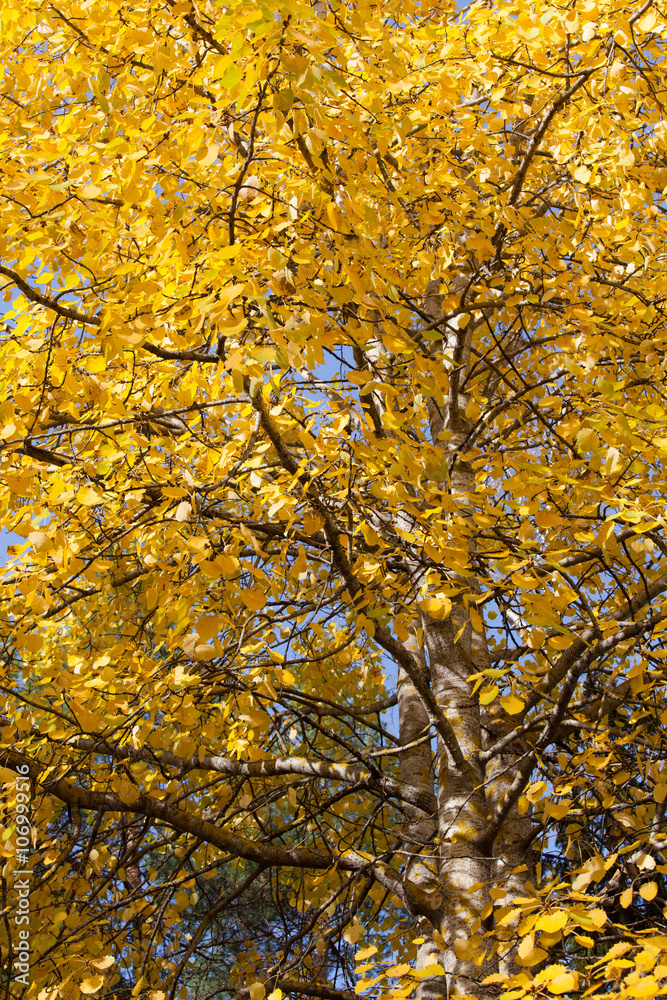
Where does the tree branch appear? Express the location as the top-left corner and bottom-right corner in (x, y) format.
(248, 381), (472, 780)
(507, 69), (595, 206)
(63, 741), (437, 816)
(235, 980), (354, 1000)
(480, 612), (667, 846)
(0, 748), (442, 924)
(523, 570), (667, 714)
(142, 341), (220, 363)
(0, 265), (225, 364)
(0, 264), (100, 325)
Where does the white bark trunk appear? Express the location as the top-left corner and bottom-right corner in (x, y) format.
(392, 274), (532, 998)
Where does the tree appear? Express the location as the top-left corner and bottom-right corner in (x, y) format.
(1, 0), (667, 997)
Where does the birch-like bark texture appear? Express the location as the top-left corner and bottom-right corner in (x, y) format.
(2, 2), (667, 1000)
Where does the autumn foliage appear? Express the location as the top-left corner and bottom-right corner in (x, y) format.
(2, 0), (667, 999)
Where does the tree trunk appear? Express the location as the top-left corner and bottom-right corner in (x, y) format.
(395, 277), (534, 998)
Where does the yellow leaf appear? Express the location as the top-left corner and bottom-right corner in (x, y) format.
(526, 780), (547, 803)
(193, 643), (216, 661)
(78, 487), (103, 506)
(28, 530), (51, 552)
(174, 501), (191, 521)
(249, 985), (265, 1000)
(454, 937), (474, 960)
(517, 946), (548, 968)
(194, 616), (223, 641)
(59, 983), (80, 1000)
(355, 946), (378, 961)
(117, 328), (143, 345)
(217, 282), (247, 308)
(432, 929), (447, 950)
(240, 589), (267, 611)
(31, 592), (50, 614)
(420, 594), (452, 620)
(597, 521), (616, 547)
(304, 512), (324, 533)
(536, 911), (568, 933)
(414, 964), (445, 978)
(343, 922), (363, 944)
(547, 635), (572, 650)
(200, 143), (219, 167)
(571, 854), (607, 891)
(386, 964), (411, 978)
(640, 881), (658, 901)
(528, 628), (545, 649)
(589, 908), (607, 928)
(572, 165), (592, 184)
(620, 887), (633, 908)
(638, 9), (658, 31)
(216, 553), (239, 576)
(354, 976), (383, 994)
(271, 268), (296, 295)
(479, 684), (498, 705)
(215, 244), (242, 259)
(498, 907), (521, 926)
(628, 980), (659, 998)
(79, 976), (105, 996)
(535, 509), (560, 528)
(116, 778), (140, 805)
(518, 936), (535, 960)
(238, 175), (261, 202)
(275, 667), (296, 686)
(90, 956), (114, 971)
(469, 606), (484, 632)
(547, 972), (578, 994)
(499, 693), (525, 715)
